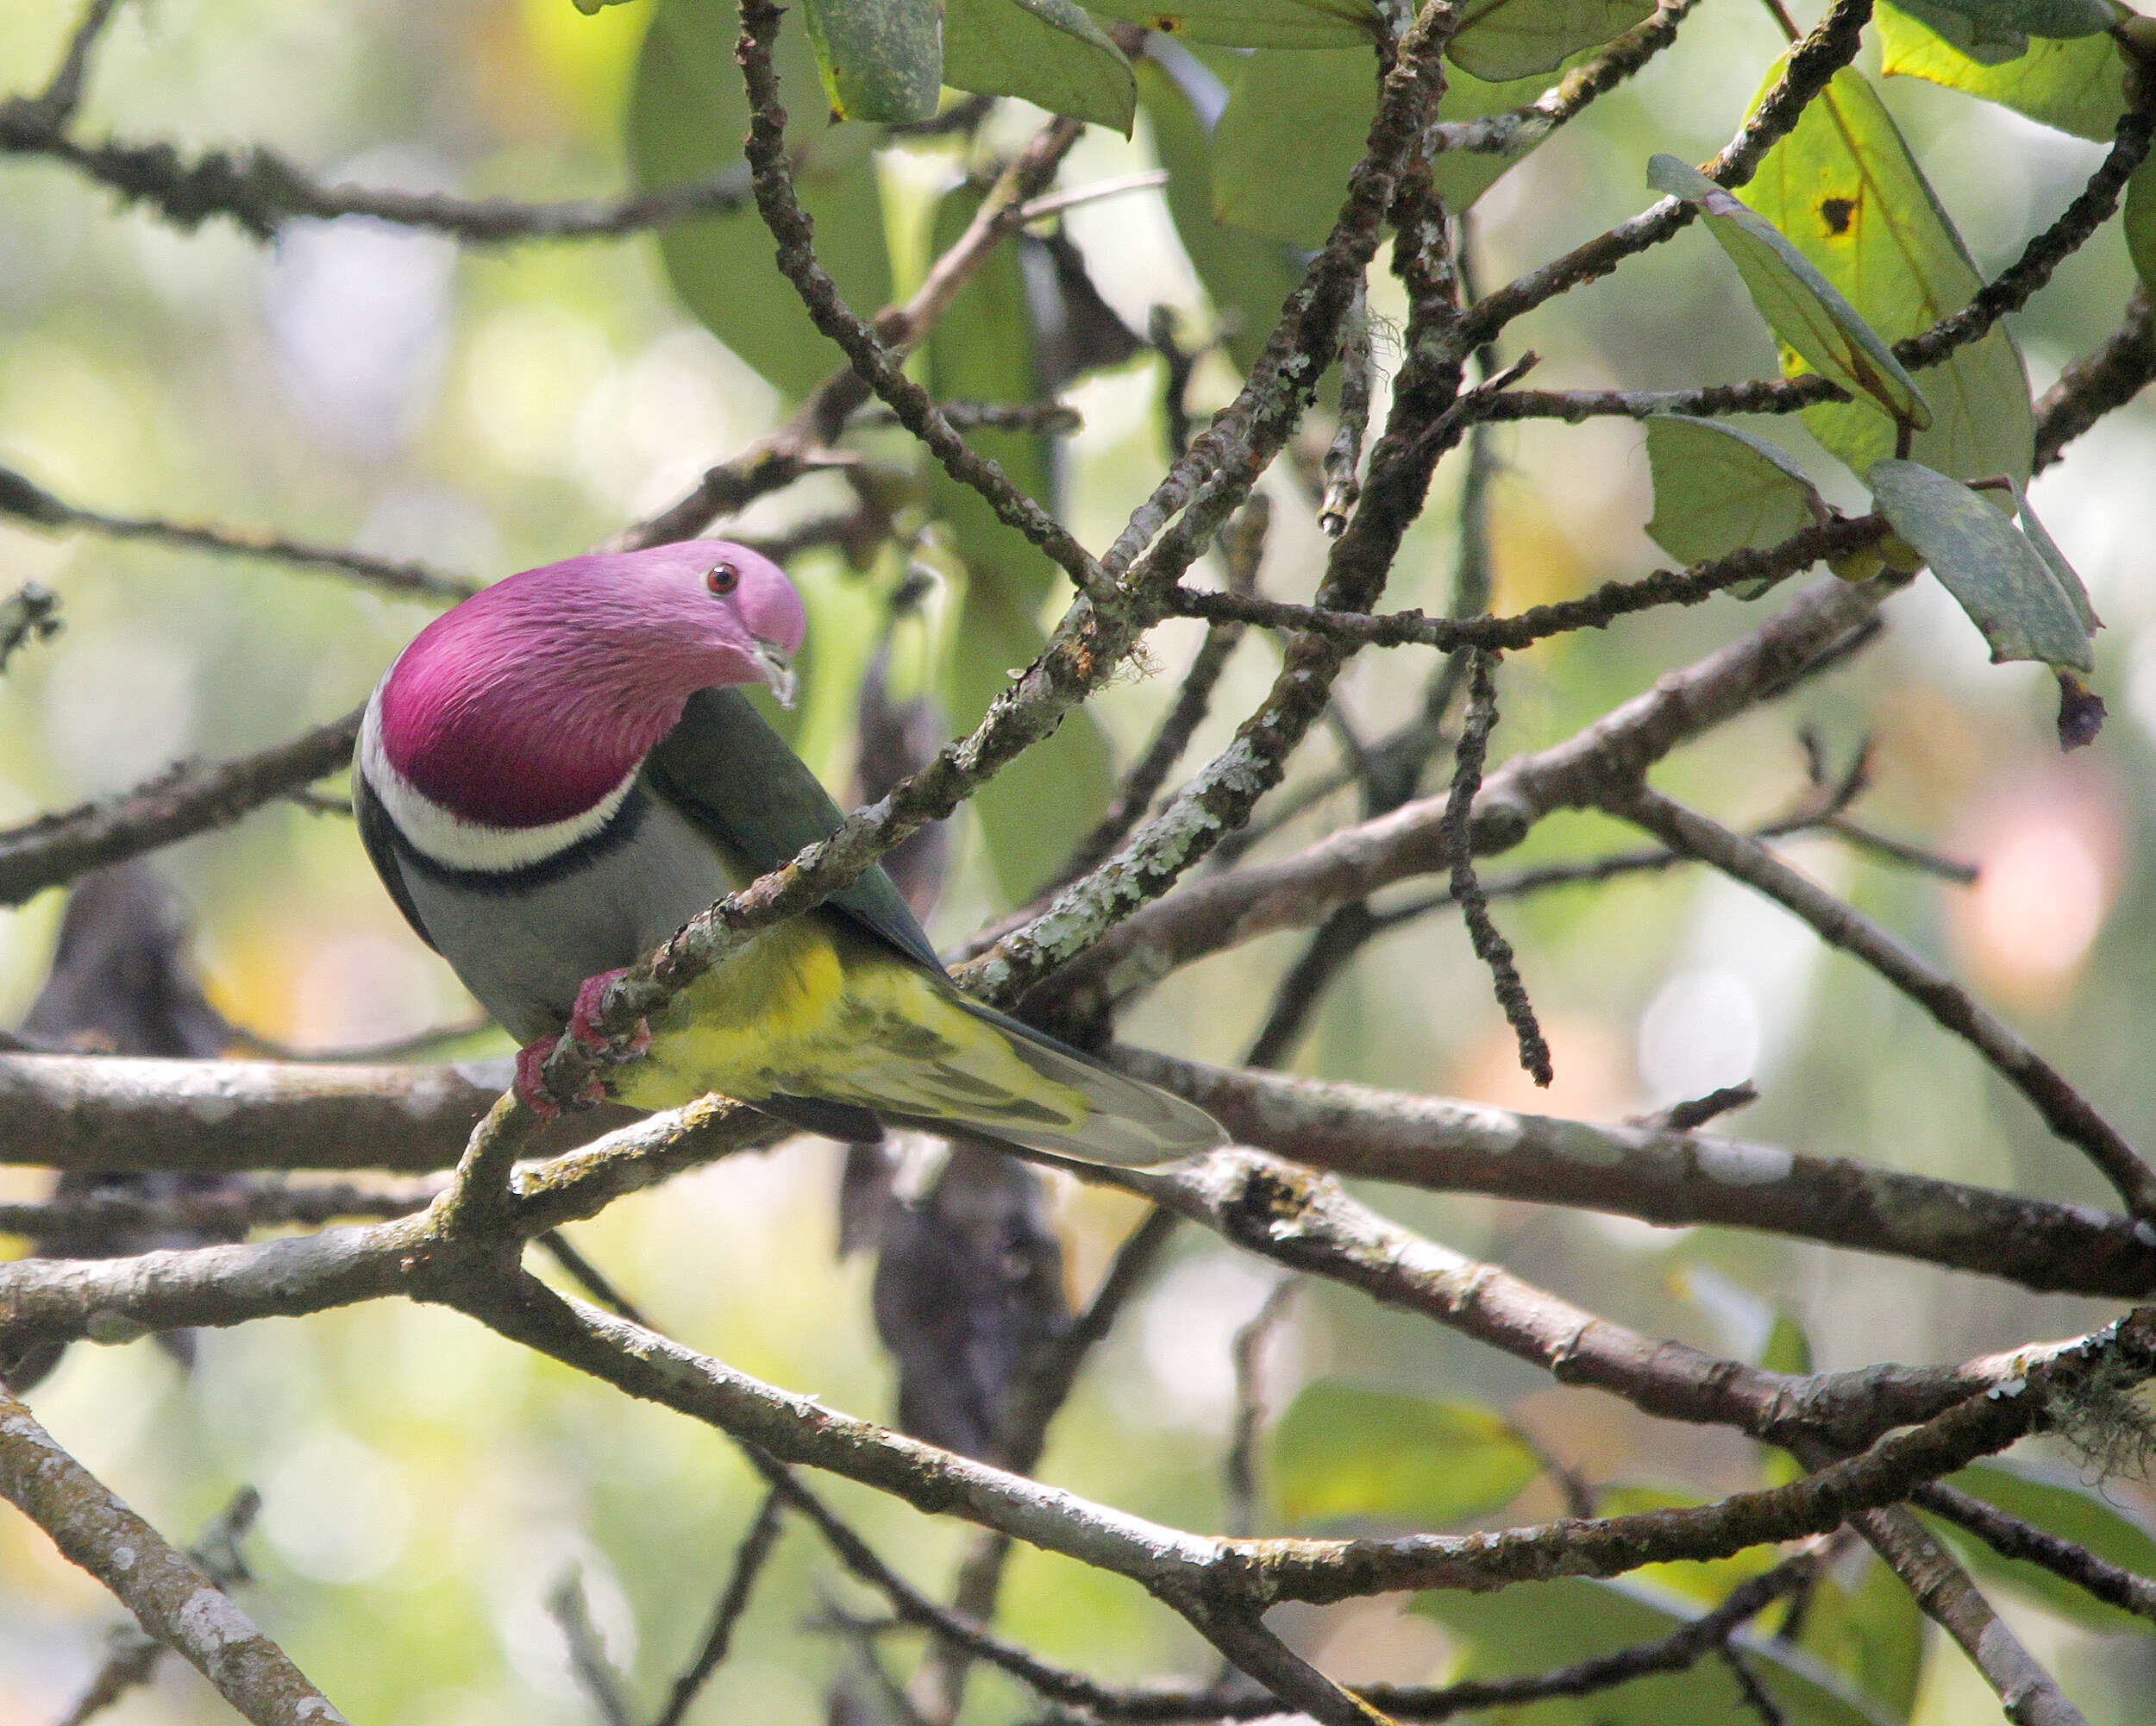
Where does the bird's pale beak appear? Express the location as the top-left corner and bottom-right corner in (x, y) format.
(753, 639), (799, 708)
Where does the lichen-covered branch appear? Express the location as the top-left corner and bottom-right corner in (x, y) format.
(1012, 574), (1890, 1020)
(0, 1385), (345, 1726)
(1461, 0), (1873, 345)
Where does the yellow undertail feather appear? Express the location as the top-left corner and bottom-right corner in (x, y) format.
(609, 918), (1222, 1168)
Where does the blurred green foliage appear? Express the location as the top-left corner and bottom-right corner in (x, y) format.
(5, 0), (2156, 1721)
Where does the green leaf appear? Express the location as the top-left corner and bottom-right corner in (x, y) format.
(801, 0), (942, 123)
(1746, 66), (2034, 488)
(1598, 1484), (1782, 1604)
(1879, 1), (2127, 138)
(1212, 47), (1378, 246)
(1426, 54), (1585, 208)
(924, 187), (1112, 901)
(1647, 154), (1931, 433)
(627, 0), (894, 399)
(1138, 49), (1309, 373)
(2127, 154), (2156, 294)
(1414, 1578), (1902, 1726)
(1758, 1309), (1814, 1377)
(1792, 1546), (1928, 1718)
(1869, 459), (2096, 671)
(1271, 1384), (1541, 1526)
(1928, 1459), (2156, 1635)
(944, 0), (1137, 131)
(1643, 416), (1823, 591)
(1895, 0), (2119, 49)
(1080, 0), (1382, 47)
(2015, 487), (2100, 632)
(1449, 0), (1655, 82)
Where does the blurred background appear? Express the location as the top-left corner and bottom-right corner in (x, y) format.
(3, 0), (2155, 1719)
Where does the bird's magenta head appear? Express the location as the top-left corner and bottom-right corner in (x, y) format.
(371, 542), (809, 829)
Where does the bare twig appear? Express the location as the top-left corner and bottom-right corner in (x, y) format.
(653, 1491), (788, 1726)
(549, 1568), (636, 1726)
(1913, 1479), (2156, 1626)
(1224, 1279), (1297, 1540)
(0, 465), (475, 600)
(1463, 0), (1875, 345)
(1445, 652), (1550, 1085)
(1608, 784), (2156, 1220)
(1427, 0), (1699, 159)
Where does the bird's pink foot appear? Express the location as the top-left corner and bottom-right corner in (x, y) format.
(514, 1039), (607, 1120)
(567, 970), (652, 1061)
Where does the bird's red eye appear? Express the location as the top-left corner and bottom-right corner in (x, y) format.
(705, 562), (739, 597)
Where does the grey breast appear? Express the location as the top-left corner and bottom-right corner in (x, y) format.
(398, 784), (740, 1045)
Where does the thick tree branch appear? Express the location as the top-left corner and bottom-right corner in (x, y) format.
(1117, 1051), (2156, 1298)
(0, 1385), (344, 1726)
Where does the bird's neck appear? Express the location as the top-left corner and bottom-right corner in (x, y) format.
(370, 627), (688, 833)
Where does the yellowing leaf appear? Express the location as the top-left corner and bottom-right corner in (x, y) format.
(1746, 65), (2034, 487)
(1450, 0), (1654, 81)
(1647, 154), (1930, 431)
(1644, 415), (1823, 587)
(1870, 459), (2095, 671)
(1212, 47), (1379, 246)
(944, 0), (1137, 132)
(1080, 0), (1381, 47)
(1878, 1), (2127, 140)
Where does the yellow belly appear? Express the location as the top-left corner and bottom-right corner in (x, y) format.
(608, 915), (1091, 1139)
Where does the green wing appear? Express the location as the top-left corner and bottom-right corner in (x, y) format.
(645, 687), (945, 973)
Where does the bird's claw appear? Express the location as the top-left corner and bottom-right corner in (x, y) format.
(514, 1039), (607, 1120)
(568, 970), (652, 1062)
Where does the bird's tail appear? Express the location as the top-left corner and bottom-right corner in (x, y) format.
(624, 924), (1226, 1168)
(932, 997), (1226, 1167)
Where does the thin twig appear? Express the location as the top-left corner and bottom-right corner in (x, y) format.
(652, 1491), (788, 1726)
(1608, 783), (2156, 1220)
(1445, 653), (1550, 1085)
(549, 1568), (636, 1726)
(0, 465), (475, 600)
(1913, 1479), (2156, 1626)
(1223, 1279), (1297, 1540)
